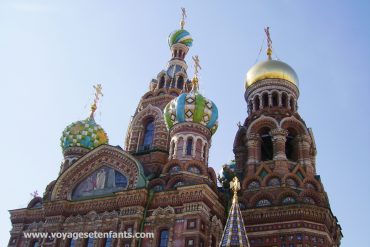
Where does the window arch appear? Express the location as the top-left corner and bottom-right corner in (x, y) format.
(303, 197), (316, 205)
(282, 196), (296, 205)
(305, 182), (317, 191)
(256, 199), (272, 207)
(143, 119), (155, 149)
(158, 229), (169, 247)
(173, 181), (185, 188)
(286, 178), (298, 187)
(177, 76), (184, 89)
(247, 181), (260, 190)
(186, 137), (193, 156)
(169, 165), (181, 174)
(267, 177), (281, 187)
(259, 127), (273, 161)
(187, 165), (201, 174)
(153, 184), (164, 192)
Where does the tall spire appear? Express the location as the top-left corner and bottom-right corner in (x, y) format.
(89, 84), (103, 119)
(220, 177), (250, 247)
(264, 26), (273, 60)
(191, 55), (202, 92)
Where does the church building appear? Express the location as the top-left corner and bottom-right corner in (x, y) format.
(8, 10), (342, 247)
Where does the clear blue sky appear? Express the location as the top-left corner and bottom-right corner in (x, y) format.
(0, 1), (369, 246)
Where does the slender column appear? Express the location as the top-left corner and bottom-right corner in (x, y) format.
(268, 94), (272, 107)
(270, 128), (288, 160)
(297, 134), (313, 174)
(246, 133), (259, 174)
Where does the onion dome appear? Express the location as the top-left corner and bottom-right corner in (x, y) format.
(60, 117), (108, 151)
(60, 84), (108, 152)
(245, 26), (299, 89)
(168, 29), (193, 47)
(164, 76), (218, 135)
(245, 59), (299, 88)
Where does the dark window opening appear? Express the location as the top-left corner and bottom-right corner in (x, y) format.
(143, 119), (155, 149)
(272, 92), (278, 106)
(260, 127), (273, 161)
(254, 97), (260, 111)
(177, 76), (184, 89)
(286, 128), (298, 161)
(262, 93), (269, 107)
(159, 76), (165, 89)
(290, 98), (295, 111)
(186, 138), (193, 156)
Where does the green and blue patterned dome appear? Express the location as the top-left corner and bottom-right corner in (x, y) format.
(61, 117), (108, 151)
(164, 85), (218, 135)
(168, 29), (193, 47)
(219, 160), (237, 182)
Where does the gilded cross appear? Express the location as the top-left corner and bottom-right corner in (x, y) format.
(264, 26), (273, 58)
(180, 7), (187, 29)
(230, 176), (240, 194)
(90, 84), (103, 118)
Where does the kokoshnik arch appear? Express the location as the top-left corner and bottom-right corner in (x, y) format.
(8, 9), (341, 247)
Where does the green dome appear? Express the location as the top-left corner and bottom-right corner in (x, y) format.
(61, 117), (108, 151)
(168, 29), (193, 47)
(164, 90), (218, 135)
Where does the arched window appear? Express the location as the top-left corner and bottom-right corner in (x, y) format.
(203, 144), (207, 160)
(143, 119), (155, 148)
(305, 182), (317, 191)
(158, 229), (169, 247)
(286, 178), (298, 187)
(254, 97), (260, 111)
(286, 128), (298, 161)
(262, 93), (269, 107)
(174, 50), (178, 58)
(272, 92), (278, 106)
(267, 177), (281, 187)
(247, 181), (260, 190)
(186, 138), (193, 156)
(159, 76), (165, 89)
(282, 93), (288, 107)
(303, 197), (315, 205)
(177, 76), (184, 89)
(104, 237), (113, 247)
(282, 196), (296, 205)
(187, 166), (200, 174)
(256, 199), (271, 207)
(260, 127), (273, 161)
(169, 165), (181, 174)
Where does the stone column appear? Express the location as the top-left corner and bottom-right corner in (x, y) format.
(271, 128), (289, 174)
(270, 128), (288, 160)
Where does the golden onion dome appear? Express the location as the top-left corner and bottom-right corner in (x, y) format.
(245, 59), (299, 88)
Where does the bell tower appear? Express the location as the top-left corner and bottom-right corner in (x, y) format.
(230, 27), (342, 247)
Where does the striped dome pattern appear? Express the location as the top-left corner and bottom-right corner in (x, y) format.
(164, 91), (218, 135)
(61, 118), (108, 151)
(168, 29), (193, 47)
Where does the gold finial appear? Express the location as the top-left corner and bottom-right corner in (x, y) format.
(191, 55), (202, 92)
(90, 84), (103, 119)
(230, 176), (240, 203)
(264, 26), (273, 60)
(180, 7), (187, 29)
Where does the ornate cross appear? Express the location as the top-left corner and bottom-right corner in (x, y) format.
(180, 7), (187, 29)
(192, 55), (202, 77)
(90, 84), (103, 118)
(30, 190), (39, 198)
(264, 26), (273, 58)
(230, 176), (240, 203)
